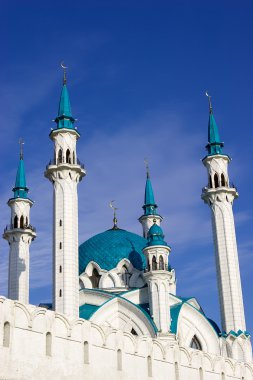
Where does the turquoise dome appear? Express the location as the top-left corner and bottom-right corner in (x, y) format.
(79, 228), (147, 274)
(147, 222), (168, 247)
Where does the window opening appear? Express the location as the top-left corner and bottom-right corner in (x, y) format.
(3, 322), (10, 348)
(152, 256), (157, 270)
(190, 335), (202, 350)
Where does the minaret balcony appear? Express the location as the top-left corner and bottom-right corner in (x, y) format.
(4, 224), (36, 233)
(46, 157), (85, 170)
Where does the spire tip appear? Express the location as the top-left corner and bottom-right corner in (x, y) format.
(60, 61), (68, 85)
(18, 138), (24, 160)
(205, 91), (213, 114)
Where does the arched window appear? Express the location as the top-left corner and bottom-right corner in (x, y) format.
(175, 362), (179, 380)
(58, 149), (63, 164)
(25, 217), (28, 227)
(117, 349), (122, 371)
(59, 219), (62, 227)
(3, 322), (10, 347)
(209, 175), (213, 188)
(159, 255), (164, 270)
(214, 173), (219, 188)
(59, 242), (62, 249)
(84, 341), (89, 364)
(66, 149), (71, 164)
(20, 215), (24, 229)
(131, 328), (138, 336)
(59, 266), (62, 273)
(147, 355), (152, 377)
(120, 265), (130, 286)
(152, 256), (157, 271)
(90, 268), (101, 288)
(199, 367), (203, 380)
(221, 372), (225, 380)
(73, 151), (75, 164)
(46, 332), (52, 356)
(59, 289), (62, 297)
(221, 173), (226, 187)
(190, 335), (202, 350)
(14, 215), (18, 228)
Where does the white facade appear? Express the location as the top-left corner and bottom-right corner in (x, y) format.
(0, 296), (252, 380)
(202, 154), (246, 333)
(45, 128), (85, 318)
(3, 198), (36, 304)
(0, 80), (252, 379)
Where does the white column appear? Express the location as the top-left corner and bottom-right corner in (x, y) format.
(3, 198), (36, 304)
(143, 245), (172, 333)
(202, 155), (246, 332)
(45, 129), (85, 318)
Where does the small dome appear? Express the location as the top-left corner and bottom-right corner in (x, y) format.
(147, 220), (168, 247)
(79, 228), (147, 274)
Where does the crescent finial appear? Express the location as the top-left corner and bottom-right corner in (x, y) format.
(60, 61), (68, 84)
(205, 91), (212, 114)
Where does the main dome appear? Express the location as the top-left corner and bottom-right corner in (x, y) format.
(79, 228), (147, 274)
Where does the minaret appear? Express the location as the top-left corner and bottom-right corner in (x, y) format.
(139, 162), (162, 238)
(3, 141), (36, 304)
(45, 66), (86, 318)
(143, 220), (172, 334)
(201, 94), (246, 333)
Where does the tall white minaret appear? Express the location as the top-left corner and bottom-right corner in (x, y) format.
(143, 220), (172, 334)
(3, 141), (36, 304)
(201, 94), (246, 333)
(45, 67), (85, 318)
(139, 162), (162, 238)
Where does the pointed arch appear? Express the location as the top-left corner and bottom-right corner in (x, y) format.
(120, 265), (130, 286)
(3, 322), (10, 347)
(58, 149), (63, 164)
(66, 149), (71, 164)
(20, 215), (24, 229)
(190, 335), (202, 350)
(90, 268), (101, 288)
(221, 173), (226, 187)
(152, 256), (157, 270)
(214, 173), (219, 188)
(25, 217), (28, 227)
(14, 215), (18, 228)
(73, 151), (75, 164)
(159, 255), (164, 270)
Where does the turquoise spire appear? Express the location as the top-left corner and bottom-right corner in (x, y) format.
(54, 66), (75, 130)
(143, 165), (158, 216)
(12, 142), (29, 199)
(147, 219), (168, 247)
(206, 93), (224, 155)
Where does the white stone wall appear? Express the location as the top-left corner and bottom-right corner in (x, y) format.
(0, 297), (252, 380)
(202, 155), (246, 333)
(45, 129), (85, 319)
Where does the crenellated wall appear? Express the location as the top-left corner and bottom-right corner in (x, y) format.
(0, 297), (252, 380)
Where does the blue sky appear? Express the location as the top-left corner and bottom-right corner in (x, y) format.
(1, 1), (253, 333)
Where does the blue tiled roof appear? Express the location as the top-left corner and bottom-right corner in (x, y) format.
(79, 304), (100, 319)
(79, 228), (147, 274)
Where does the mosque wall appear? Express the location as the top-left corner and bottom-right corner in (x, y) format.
(0, 297), (252, 380)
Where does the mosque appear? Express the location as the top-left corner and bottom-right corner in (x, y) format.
(0, 70), (252, 380)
